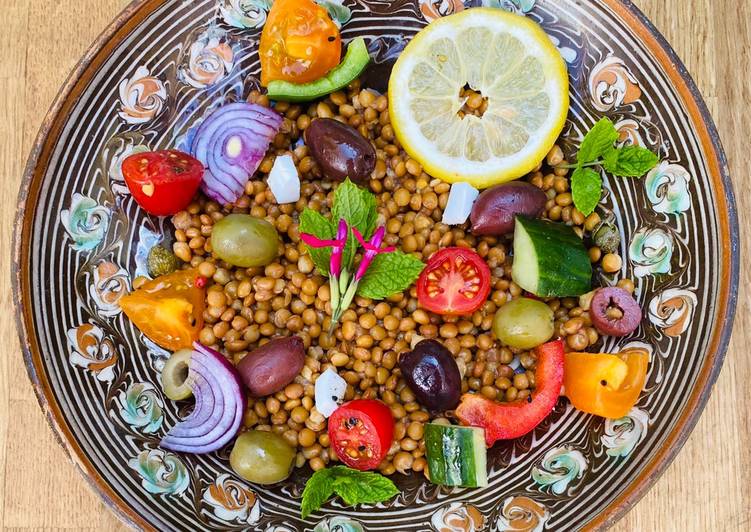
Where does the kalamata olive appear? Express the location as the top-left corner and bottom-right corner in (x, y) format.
(237, 336), (305, 396)
(398, 339), (461, 412)
(211, 214), (279, 267)
(470, 182), (547, 236)
(590, 287), (641, 337)
(230, 430), (295, 484)
(493, 297), (555, 349)
(304, 118), (376, 185)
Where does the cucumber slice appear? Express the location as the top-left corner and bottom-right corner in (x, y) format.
(267, 37), (371, 102)
(512, 216), (592, 297)
(425, 423), (487, 488)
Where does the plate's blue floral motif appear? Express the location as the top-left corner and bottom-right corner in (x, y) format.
(477, 0), (535, 14)
(66, 324), (119, 383)
(318, 0), (353, 26)
(118, 66), (166, 124)
(601, 408), (650, 458)
(314, 516), (365, 532)
(60, 193), (110, 251)
(629, 226), (673, 277)
(648, 288), (697, 337)
(220, 0), (272, 28)
(118, 382), (164, 433)
(531, 446), (587, 495)
(179, 30), (235, 89)
(129, 449), (190, 495)
(644, 161), (691, 214)
(496, 496), (549, 532)
(202, 473), (260, 525)
(430, 502), (485, 531)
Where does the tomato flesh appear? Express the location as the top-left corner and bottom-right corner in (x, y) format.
(119, 269), (206, 351)
(564, 348), (649, 419)
(122, 150), (203, 216)
(417, 247), (491, 316)
(259, 0), (342, 86)
(328, 399), (394, 471)
(456, 339), (565, 446)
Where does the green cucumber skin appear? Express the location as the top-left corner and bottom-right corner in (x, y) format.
(514, 216), (592, 297)
(267, 37), (370, 102)
(424, 424), (487, 488)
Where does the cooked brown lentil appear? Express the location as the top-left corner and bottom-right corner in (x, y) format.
(171, 81), (634, 475)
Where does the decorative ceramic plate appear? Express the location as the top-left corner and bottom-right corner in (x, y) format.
(14, 0), (738, 531)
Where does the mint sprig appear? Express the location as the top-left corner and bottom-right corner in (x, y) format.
(298, 179), (423, 301)
(300, 466), (399, 519)
(565, 117), (659, 216)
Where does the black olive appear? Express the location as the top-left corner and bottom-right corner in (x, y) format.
(304, 118), (376, 185)
(398, 339), (462, 412)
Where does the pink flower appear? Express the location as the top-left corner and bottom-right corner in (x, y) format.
(352, 227), (395, 280)
(300, 219), (349, 277)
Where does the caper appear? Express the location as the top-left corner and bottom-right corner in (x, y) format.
(147, 245), (180, 278)
(593, 223), (620, 254)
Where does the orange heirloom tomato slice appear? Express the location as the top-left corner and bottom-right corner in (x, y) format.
(119, 269), (206, 351)
(259, 0), (342, 86)
(563, 348), (649, 419)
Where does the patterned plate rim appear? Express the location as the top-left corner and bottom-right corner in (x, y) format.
(12, 0), (739, 530)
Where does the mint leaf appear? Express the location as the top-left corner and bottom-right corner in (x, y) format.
(331, 467), (400, 506)
(299, 466), (399, 520)
(602, 145), (659, 177)
(357, 251), (425, 300)
(571, 167), (602, 216)
(578, 118), (619, 164)
(602, 146), (620, 170)
(301, 468), (336, 519)
(299, 209), (335, 276)
(332, 178), (378, 240)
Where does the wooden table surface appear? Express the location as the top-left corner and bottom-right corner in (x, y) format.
(1, 1), (748, 530)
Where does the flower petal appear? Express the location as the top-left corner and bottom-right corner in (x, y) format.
(300, 233), (338, 248)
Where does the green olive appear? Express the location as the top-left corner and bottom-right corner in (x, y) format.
(493, 297), (555, 349)
(230, 430), (295, 485)
(211, 214), (279, 267)
(161, 349), (193, 401)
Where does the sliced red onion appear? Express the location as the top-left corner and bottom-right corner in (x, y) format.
(160, 343), (246, 454)
(191, 103), (282, 205)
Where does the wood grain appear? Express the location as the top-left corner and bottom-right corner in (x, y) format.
(1, 0), (748, 530)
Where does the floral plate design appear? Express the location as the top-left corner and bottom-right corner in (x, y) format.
(13, 0), (738, 531)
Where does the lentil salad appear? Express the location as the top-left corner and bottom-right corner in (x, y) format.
(117, 0), (659, 518)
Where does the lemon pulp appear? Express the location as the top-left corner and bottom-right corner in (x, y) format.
(388, 8), (569, 189)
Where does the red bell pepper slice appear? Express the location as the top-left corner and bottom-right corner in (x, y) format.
(455, 339), (565, 447)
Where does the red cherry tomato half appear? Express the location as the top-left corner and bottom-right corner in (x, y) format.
(416, 247), (491, 316)
(122, 150), (204, 216)
(328, 399), (394, 471)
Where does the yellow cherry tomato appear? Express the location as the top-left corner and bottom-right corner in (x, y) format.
(259, 0), (342, 86)
(563, 348), (649, 419)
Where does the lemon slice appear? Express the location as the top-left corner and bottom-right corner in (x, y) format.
(388, 8), (569, 188)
